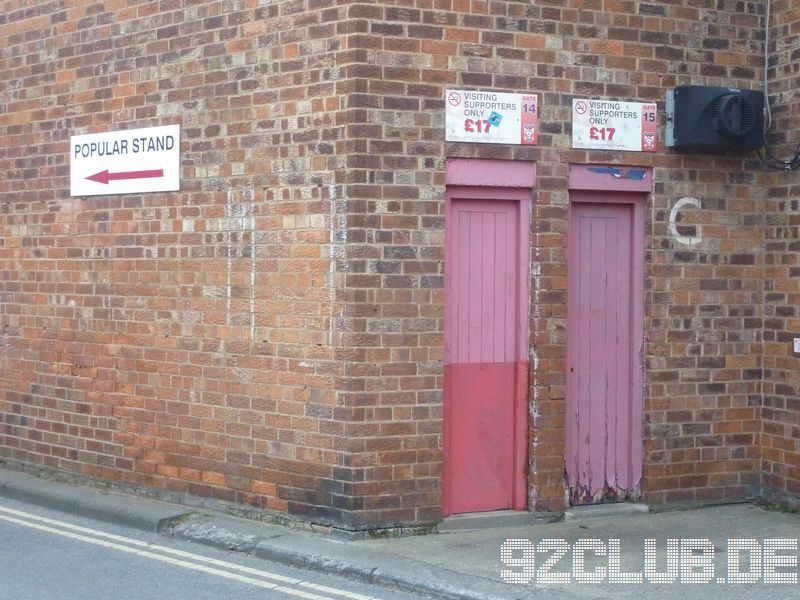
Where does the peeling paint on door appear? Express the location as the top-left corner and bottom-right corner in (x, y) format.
(566, 193), (645, 505)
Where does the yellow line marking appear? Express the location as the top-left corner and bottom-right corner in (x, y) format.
(0, 504), (381, 600)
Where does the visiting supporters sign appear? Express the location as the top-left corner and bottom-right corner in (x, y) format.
(572, 99), (657, 152)
(445, 89), (539, 145)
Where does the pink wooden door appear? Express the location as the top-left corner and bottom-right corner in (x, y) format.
(566, 198), (644, 505)
(443, 192), (528, 515)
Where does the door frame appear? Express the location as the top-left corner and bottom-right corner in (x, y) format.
(566, 164), (649, 504)
(442, 159), (534, 515)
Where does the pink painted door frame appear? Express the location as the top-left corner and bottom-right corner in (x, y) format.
(565, 164), (648, 505)
(443, 159), (533, 516)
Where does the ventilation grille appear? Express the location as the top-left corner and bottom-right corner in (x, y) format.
(712, 94), (755, 138)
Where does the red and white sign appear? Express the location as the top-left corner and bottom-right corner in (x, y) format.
(70, 125), (180, 196)
(446, 89), (538, 145)
(572, 99), (657, 152)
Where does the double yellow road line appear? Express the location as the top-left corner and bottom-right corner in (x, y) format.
(0, 504), (383, 600)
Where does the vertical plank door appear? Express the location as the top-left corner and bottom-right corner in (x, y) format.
(443, 197), (523, 514)
(566, 200), (643, 504)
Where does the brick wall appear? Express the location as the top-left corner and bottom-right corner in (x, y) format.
(0, 0), (789, 530)
(0, 0), (360, 524)
(762, 0), (800, 506)
(340, 0), (765, 518)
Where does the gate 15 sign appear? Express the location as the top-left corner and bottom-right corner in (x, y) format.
(446, 89), (539, 145)
(572, 99), (657, 152)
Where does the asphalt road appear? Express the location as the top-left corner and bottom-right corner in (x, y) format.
(0, 496), (429, 600)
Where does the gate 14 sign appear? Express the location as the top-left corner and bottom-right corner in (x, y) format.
(572, 99), (657, 152)
(446, 89), (538, 145)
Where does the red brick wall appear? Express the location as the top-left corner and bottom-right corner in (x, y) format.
(339, 0), (765, 519)
(0, 0), (358, 524)
(0, 0), (784, 530)
(762, 0), (800, 506)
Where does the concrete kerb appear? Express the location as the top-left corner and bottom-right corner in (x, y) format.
(0, 469), (561, 600)
(249, 533), (537, 600)
(0, 469), (192, 532)
(165, 513), (542, 600)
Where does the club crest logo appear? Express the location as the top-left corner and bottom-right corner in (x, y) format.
(523, 124), (536, 143)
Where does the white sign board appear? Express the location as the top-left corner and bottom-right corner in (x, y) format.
(445, 89), (538, 145)
(70, 125), (180, 196)
(572, 99), (657, 152)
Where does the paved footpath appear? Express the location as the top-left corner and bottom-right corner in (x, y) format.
(2, 469), (800, 599)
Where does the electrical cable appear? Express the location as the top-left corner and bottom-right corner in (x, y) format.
(765, 0), (772, 132)
(758, 0), (800, 171)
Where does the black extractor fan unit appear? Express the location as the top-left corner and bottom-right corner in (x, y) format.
(666, 85), (764, 152)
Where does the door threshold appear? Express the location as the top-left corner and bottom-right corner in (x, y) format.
(564, 503), (649, 522)
(439, 509), (560, 532)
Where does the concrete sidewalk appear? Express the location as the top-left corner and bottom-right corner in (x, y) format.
(2, 469), (800, 600)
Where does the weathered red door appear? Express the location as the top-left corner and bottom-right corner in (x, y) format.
(443, 189), (528, 515)
(566, 195), (644, 505)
